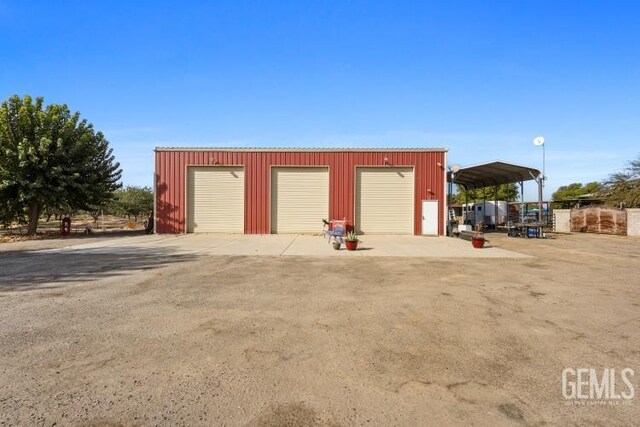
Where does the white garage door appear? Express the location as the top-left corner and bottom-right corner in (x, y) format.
(271, 167), (329, 233)
(187, 167), (244, 233)
(356, 167), (414, 234)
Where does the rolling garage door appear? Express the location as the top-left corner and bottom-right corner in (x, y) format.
(187, 167), (244, 233)
(356, 167), (414, 234)
(271, 167), (329, 233)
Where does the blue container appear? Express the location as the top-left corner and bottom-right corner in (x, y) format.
(527, 228), (537, 238)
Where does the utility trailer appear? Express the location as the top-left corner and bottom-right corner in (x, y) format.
(462, 201), (508, 227)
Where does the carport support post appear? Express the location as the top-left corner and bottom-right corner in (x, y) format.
(538, 175), (544, 223)
(519, 181), (524, 223)
(505, 185), (510, 224)
(483, 187), (487, 228)
(464, 187), (469, 224)
(494, 185), (498, 228)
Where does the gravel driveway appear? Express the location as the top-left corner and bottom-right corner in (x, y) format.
(0, 233), (638, 425)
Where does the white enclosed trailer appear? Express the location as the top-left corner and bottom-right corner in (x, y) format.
(462, 201), (508, 226)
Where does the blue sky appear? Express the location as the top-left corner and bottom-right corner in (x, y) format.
(1, 1), (639, 199)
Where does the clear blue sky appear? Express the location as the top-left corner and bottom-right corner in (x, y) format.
(1, 1), (638, 199)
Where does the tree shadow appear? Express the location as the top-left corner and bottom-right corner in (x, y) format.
(155, 181), (183, 233)
(0, 230), (148, 254)
(0, 245), (199, 292)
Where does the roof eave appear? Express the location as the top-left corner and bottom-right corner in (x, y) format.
(154, 146), (448, 152)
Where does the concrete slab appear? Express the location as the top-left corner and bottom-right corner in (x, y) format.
(192, 234), (294, 256)
(30, 233), (529, 258)
(282, 234), (363, 257)
(282, 234), (529, 258)
(349, 235), (530, 258)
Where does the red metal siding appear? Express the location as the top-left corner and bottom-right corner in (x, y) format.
(155, 150), (447, 235)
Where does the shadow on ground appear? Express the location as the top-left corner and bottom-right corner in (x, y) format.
(0, 230), (146, 254)
(0, 246), (198, 292)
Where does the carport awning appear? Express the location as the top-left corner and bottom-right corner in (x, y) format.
(448, 161), (541, 189)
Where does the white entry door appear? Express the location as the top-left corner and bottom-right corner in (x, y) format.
(421, 200), (439, 235)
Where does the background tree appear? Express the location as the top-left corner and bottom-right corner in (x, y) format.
(109, 186), (154, 222)
(551, 182), (601, 201)
(0, 95), (122, 234)
(452, 183), (519, 205)
(601, 154), (640, 208)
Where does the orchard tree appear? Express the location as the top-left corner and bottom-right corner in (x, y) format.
(452, 183), (519, 205)
(552, 182), (601, 200)
(110, 186), (154, 222)
(0, 95), (122, 234)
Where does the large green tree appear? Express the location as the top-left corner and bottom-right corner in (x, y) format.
(0, 95), (122, 234)
(452, 183), (519, 205)
(602, 154), (640, 208)
(552, 181), (601, 201)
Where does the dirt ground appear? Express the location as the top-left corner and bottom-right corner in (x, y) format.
(0, 233), (638, 426)
(0, 214), (146, 244)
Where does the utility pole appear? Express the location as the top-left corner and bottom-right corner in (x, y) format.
(533, 136), (546, 223)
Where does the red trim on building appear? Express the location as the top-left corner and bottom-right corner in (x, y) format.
(155, 149), (447, 235)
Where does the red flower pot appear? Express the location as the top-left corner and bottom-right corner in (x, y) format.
(471, 237), (485, 249)
(345, 240), (358, 251)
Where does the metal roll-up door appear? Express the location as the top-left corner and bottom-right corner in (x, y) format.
(356, 167), (414, 234)
(271, 167), (329, 233)
(187, 167), (244, 233)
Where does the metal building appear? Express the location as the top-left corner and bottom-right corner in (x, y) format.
(154, 147), (447, 235)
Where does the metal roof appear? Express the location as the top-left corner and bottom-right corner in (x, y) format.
(155, 146), (447, 152)
(448, 160), (541, 189)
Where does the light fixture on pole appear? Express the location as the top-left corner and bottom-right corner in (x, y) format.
(533, 136), (545, 186)
(446, 164), (462, 236)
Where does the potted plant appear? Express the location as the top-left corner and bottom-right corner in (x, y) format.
(471, 230), (485, 248)
(345, 231), (359, 251)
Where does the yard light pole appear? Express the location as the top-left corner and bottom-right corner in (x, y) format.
(533, 136), (545, 224)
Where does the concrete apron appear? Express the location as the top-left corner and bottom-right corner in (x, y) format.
(41, 234), (530, 258)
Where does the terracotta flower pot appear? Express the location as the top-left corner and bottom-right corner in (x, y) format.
(345, 240), (358, 251)
(471, 237), (485, 249)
